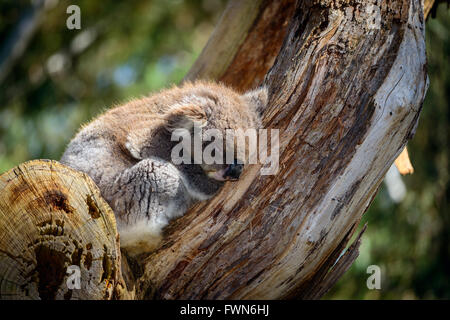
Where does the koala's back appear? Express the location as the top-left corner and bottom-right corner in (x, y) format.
(60, 124), (125, 193)
(60, 93), (169, 188)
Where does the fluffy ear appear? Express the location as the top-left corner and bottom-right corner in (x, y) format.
(243, 86), (269, 116)
(165, 104), (207, 132)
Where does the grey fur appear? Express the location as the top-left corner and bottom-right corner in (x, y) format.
(60, 81), (267, 256)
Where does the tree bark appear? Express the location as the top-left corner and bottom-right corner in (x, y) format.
(0, 0), (429, 300)
(136, 0), (428, 299)
(393, 0), (440, 175)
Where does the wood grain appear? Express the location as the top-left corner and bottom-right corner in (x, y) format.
(0, 160), (129, 299)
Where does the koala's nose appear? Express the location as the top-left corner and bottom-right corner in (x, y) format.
(224, 161), (244, 180)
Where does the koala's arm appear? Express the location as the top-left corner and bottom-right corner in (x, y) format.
(103, 157), (192, 256)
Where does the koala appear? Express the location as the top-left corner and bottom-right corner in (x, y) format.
(60, 81), (267, 256)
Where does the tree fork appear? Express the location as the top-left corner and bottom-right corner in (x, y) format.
(0, 0), (430, 299)
(136, 0), (428, 299)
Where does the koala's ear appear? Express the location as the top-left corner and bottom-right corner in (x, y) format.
(165, 104), (207, 132)
(243, 86), (269, 117)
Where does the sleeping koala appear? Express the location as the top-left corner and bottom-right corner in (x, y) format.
(60, 81), (267, 256)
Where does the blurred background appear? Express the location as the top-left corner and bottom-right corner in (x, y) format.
(0, 0), (448, 299)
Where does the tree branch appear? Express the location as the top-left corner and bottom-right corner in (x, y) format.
(0, 0), (429, 300)
(135, 0), (428, 299)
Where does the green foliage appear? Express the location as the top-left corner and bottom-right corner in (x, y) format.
(0, 0), (226, 170)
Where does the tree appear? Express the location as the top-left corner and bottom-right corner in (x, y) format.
(0, 0), (431, 299)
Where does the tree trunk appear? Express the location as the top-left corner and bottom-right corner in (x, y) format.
(0, 160), (128, 299)
(0, 0), (430, 300)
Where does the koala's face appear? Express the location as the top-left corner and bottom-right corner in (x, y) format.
(199, 137), (244, 182)
(166, 82), (268, 182)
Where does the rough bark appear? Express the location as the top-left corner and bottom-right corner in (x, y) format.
(0, 0), (429, 300)
(393, 0), (439, 175)
(136, 0), (428, 299)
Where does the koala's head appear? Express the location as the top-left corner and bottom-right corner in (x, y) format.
(165, 81), (268, 183)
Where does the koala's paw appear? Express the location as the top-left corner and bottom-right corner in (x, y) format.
(107, 157), (188, 256)
(107, 157), (184, 221)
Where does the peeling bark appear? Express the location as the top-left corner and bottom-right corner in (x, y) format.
(0, 0), (430, 300)
(393, 0), (437, 175)
(136, 0), (428, 299)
